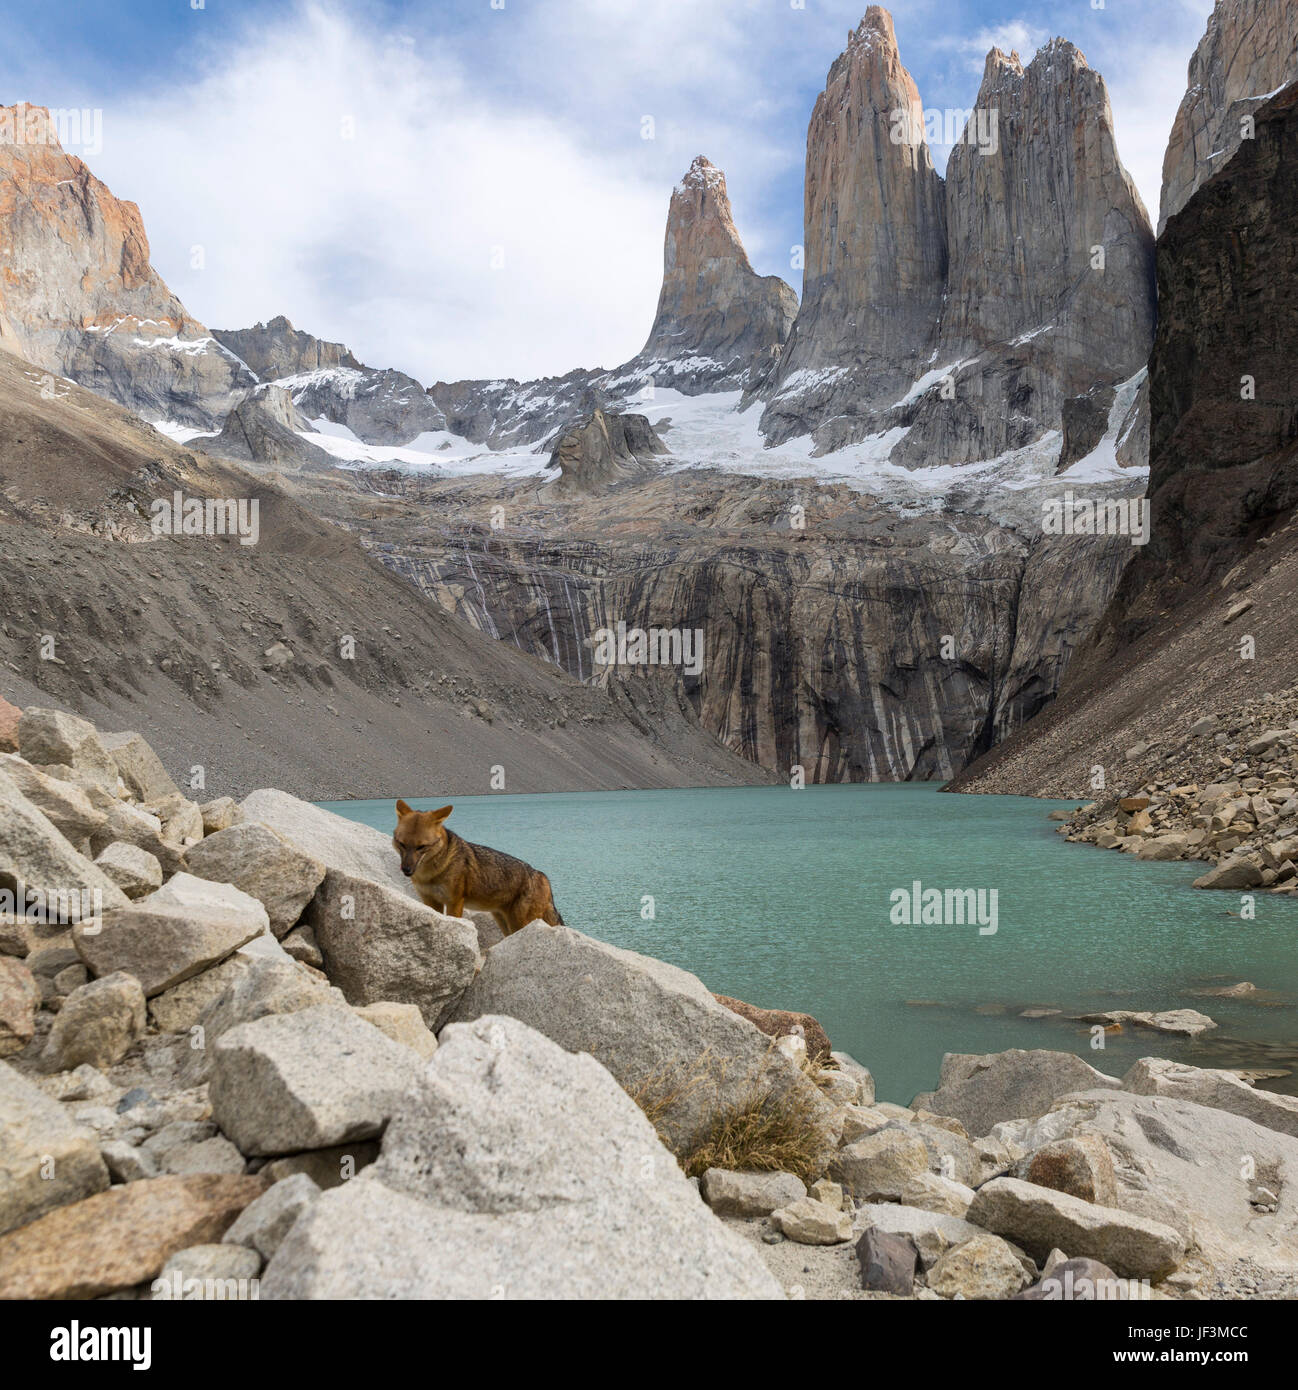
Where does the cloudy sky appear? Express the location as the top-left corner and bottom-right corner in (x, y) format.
(1, 0), (1212, 383)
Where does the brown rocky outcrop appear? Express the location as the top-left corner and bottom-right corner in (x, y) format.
(196, 386), (336, 471)
(1159, 0), (1298, 232)
(759, 7), (947, 446)
(544, 409), (668, 496)
(212, 316), (362, 380)
(634, 155), (797, 392)
(713, 994), (832, 1063)
(0, 104), (253, 427)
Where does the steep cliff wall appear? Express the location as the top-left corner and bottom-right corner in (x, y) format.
(1159, 0), (1298, 232)
(758, 8), (947, 447)
(0, 104), (253, 427)
(952, 83), (1298, 797)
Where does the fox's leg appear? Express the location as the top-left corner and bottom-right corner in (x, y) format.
(445, 895), (466, 917)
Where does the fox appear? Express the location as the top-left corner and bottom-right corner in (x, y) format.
(392, 799), (564, 936)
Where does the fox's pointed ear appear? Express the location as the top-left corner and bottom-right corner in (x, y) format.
(431, 804), (453, 823)
(395, 799), (412, 817)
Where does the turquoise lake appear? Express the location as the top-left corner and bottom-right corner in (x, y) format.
(321, 784), (1298, 1104)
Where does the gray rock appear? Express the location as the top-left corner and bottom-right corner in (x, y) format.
(73, 874), (267, 997)
(0, 757), (107, 844)
(101, 732), (181, 803)
(262, 1014), (782, 1299)
(86, 796), (185, 875)
(101, 1140), (159, 1183)
(831, 1051), (876, 1105)
(152, 1243), (261, 1299)
(149, 793), (204, 846)
(185, 823), (325, 938)
(280, 924), (323, 968)
(148, 956), (250, 1035)
(450, 921), (838, 1163)
(210, 1004), (424, 1156)
(1194, 856), (1264, 889)
(304, 867), (479, 1029)
(199, 797), (243, 835)
(16, 708), (118, 789)
(856, 1202), (985, 1271)
(93, 842), (163, 900)
(545, 409), (668, 497)
(699, 1168), (806, 1218)
(770, 1197), (853, 1245)
(992, 1090), (1298, 1271)
(0, 767), (129, 922)
(1123, 1056), (1298, 1139)
(222, 1172), (320, 1260)
(1014, 1255), (1133, 1300)
(180, 956), (341, 1085)
(856, 1227), (917, 1294)
(0, 955), (39, 1057)
(829, 1129), (930, 1201)
(52, 962), (88, 996)
(0, 1060), (110, 1234)
(259, 1142), (379, 1190)
(927, 1231), (1032, 1300)
(239, 788), (413, 897)
(921, 1049), (1122, 1137)
(967, 1176), (1186, 1280)
(162, 1136), (247, 1177)
(41, 971), (146, 1072)
(352, 1001), (438, 1061)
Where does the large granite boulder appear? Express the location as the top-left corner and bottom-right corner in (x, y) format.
(16, 708), (119, 789)
(101, 731), (181, 802)
(262, 1015), (783, 1299)
(1123, 1057), (1298, 1139)
(73, 874), (267, 997)
(303, 867), (479, 1029)
(0, 766), (129, 921)
(450, 922), (840, 1165)
(185, 822), (325, 938)
(992, 1089), (1298, 1269)
(916, 1049), (1121, 1137)
(0, 1061), (110, 1234)
(0, 1173), (267, 1299)
(967, 1176), (1186, 1280)
(209, 1004), (424, 1156)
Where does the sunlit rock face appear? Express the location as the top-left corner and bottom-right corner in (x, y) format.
(1158, 0), (1298, 234)
(633, 155), (798, 394)
(0, 103), (253, 427)
(758, 7), (948, 448)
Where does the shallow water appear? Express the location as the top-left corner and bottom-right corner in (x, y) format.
(321, 783), (1298, 1103)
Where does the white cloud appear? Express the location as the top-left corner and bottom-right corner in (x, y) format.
(92, 3), (668, 384)
(956, 21), (1049, 68)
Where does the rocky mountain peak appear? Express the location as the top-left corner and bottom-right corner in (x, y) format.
(1159, 0), (1298, 232)
(982, 47), (1024, 84)
(0, 101), (252, 427)
(890, 32), (1154, 467)
(758, 6), (948, 445)
(636, 155), (797, 393)
(212, 316), (364, 382)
